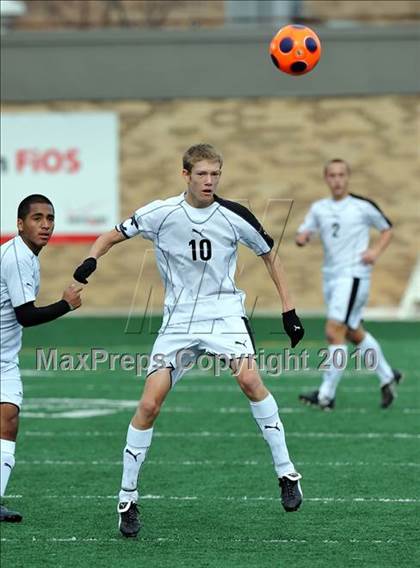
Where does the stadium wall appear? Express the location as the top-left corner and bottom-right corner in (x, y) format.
(8, 0), (420, 31)
(2, 94), (418, 314)
(2, 26), (419, 101)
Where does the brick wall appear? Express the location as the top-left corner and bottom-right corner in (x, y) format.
(3, 95), (419, 313)
(303, 0), (420, 22)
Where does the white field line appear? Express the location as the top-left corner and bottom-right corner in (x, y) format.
(0, 536), (404, 545)
(21, 378), (419, 394)
(5, 494), (418, 504)
(21, 385), (420, 395)
(178, 385), (420, 394)
(18, 370), (336, 379)
(24, 407), (415, 418)
(23, 430), (420, 439)
(19, 397), (420, 419)
(20, 367), (420, 383)
(21, 384), (420, 396)
(19, 408), (420, 419)
(16, 459), (420, 468)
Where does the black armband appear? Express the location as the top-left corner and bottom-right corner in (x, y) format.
(73, 257), (97, 284)
(282, 309), (305, 348)
(14, 300), (70, 328)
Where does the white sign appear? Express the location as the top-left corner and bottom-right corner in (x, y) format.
(0, 112), (118, 242)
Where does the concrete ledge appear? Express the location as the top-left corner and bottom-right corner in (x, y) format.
(2, 24), (419, 101)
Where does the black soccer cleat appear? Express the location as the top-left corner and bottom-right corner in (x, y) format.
(380, 369), (403, 409)
(279, 472), (303, 512)
(380, 383), (394, 409)
(118, 501), (140, 538)
(299, 390), (335, 411)
(0, 504), (23, 523)
(392, 369), (403, 385)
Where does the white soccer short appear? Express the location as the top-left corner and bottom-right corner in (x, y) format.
(147, 316), (256, 386)
(0, 364), (23, 409)
(323, 276), (370, 330)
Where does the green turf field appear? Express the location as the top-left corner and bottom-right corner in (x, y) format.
(1, 317), (419, 568)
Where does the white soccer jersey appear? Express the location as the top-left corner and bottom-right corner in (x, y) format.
(116, 192), (273, 326)
(297, 193), (392, 279)
(0, 236), (40, 370)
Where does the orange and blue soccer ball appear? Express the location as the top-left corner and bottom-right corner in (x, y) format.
(269, 24), (321, 75)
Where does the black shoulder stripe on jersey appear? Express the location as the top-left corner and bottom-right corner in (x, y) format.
(350, 193), (392, 227)
(116, 223), (130, 239)
(131, 215), (139, 229)
(214, 195), (274, 249)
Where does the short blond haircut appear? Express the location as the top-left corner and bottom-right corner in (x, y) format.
(182, 144), (223, 173)
(324, 158), (351, 176)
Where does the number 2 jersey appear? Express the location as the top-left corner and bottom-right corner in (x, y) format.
(297, 193), (392, 280)
(116, 192), (273, 326)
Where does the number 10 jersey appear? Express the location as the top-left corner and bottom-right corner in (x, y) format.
(116, 192), (273, 327)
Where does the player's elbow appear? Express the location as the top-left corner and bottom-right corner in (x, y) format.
(381, 228), (393, 244)
(261, 250), (275, 263)
(93, 230), (123, 257)
(16, 317), (32, 328)
(106, 229), (127, 247)
(14, 304), (35, 327)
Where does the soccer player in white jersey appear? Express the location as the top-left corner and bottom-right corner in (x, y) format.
(0, 194), (82, 523)
(296, 159), (402, 410)
(73, 144), (305, 538)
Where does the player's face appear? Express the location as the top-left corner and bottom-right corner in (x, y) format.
(183, 160), (222, 207)
(17, 203), (55, 253)
(324, 162), (350, 200)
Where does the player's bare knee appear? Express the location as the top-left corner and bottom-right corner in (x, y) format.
(237, 371), (264, 398)
(325, 320), (346, 344)
(137, 398), (161, 422)
(346, 327), (365, 344)
(325, 328), (339, 343)
(346, 329), (357, 344)
(0, 404), (19, 440)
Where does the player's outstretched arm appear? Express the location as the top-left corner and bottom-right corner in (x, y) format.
(261, 250), (304, 348)
(73, 229), (126, 284)
(361, 228), (393, 265)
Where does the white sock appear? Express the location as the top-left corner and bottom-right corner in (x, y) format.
(1, 439), (16, 497)
(358, 332), (393, 386)
(318, 344), (348, 402)
(119, 424), (153, 503)
(250, 393), (295, 478)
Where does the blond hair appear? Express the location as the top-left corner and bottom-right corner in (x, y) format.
(324, 158), (351, 176)
(182, 144), (223, 173)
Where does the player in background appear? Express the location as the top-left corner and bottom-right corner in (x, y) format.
(0, 195), (82, 523)
(296, 159), (402, 410)
(74, 144), (305, 538)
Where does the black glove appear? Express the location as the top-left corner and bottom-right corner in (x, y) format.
(282, 309), (304, 348)
(73, 257), (97, 284)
